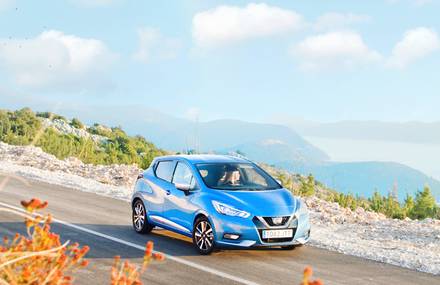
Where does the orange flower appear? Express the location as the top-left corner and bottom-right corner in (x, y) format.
(21, 198), (48, 212)
(152, 252), (165, 261)
(111, 241), (165, 284)
(301, 266), (323, 285)
(145, 241), (154, 257)
(304, 266), (313, 278)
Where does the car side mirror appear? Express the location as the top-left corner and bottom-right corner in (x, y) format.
(175, 182), (191, 192)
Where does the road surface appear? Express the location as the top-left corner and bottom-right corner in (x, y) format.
(0, 174), (438, 284)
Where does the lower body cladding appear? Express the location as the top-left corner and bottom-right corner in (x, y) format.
(210, 212), (311, 248)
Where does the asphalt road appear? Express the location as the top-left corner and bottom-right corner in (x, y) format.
(0, 174), (438, 285)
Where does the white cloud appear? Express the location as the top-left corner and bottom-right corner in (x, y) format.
(0, 30), (117, 90)
(132, 27), (181, 63)
(314, 13), (370, 31)
(192, 3), (304, 48)
(291, 31), (382, 71)
(387, 27), (440, 68)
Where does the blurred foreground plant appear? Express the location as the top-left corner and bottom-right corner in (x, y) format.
(0, 198), (165, 285)
(0, 198), (89, 284)
(301, 266), (323, 285)
(110, 241), (165, 285)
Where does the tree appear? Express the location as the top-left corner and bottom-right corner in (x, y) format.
(384, 193), (404, 219)
(369, 191), (384, 213)
(299, 174), (315, 197)
(403, 194), (414, 218)
(411, 186), (437, 219)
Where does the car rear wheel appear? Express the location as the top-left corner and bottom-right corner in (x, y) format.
(132, 200), (154, 234)
(193, 216), (215, 255)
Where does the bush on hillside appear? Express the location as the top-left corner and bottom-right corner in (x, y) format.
(272, 165), (439, 220)
(0, 108), (166, 169)
(70, 118), (84, 129)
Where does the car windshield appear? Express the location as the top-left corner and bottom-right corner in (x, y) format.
(195, 163), (282, 191)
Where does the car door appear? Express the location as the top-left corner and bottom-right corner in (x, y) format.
(150, 159), (177, 219)
(162, 161), (199, 235)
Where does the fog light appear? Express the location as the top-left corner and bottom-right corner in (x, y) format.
(223, 233), (240, 240)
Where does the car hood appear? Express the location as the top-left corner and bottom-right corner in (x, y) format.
(211, 188), (300, 216)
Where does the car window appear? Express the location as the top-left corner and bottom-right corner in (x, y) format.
(155, 160), (176, 182)
(241, 167), (268, 187)
(196, 163), (281, 191)
(172, 162), (196, 189)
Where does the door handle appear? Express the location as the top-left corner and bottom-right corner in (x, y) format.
(165, 189), (171, 195)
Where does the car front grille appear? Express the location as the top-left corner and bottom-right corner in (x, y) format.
(262, 216), (290, 226)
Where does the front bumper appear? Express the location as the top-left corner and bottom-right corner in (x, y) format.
(210, 211), (311, 248)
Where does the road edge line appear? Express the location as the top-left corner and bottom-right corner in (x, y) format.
(0, 200), (259, 285)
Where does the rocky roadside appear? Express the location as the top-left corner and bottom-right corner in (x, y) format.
(0, 142), (439, 275)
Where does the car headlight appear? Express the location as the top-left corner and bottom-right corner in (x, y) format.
(212, 201), (250, 218)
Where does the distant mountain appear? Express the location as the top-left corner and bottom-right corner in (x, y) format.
(278, 161), (440, 202)
(280, 119), (440, 144)
(68, 106), (328, 165)
(30, 106), (440, 201)
(128, 117), (330, 165)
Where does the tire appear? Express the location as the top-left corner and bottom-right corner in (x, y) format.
(281, 245), (296, 250)
(193, 216), (215, 255)
(132, 200), (154, 234)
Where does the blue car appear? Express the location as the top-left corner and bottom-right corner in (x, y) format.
(131, 155), (311, 254)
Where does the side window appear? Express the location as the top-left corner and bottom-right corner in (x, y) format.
(172, 162), (196, 189)
(155, 161), (176, 182)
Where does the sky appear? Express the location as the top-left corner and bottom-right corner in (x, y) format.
(1, 0), (440, 123)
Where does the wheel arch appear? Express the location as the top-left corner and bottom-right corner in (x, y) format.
(192, 210), (211, 229)
(132, 197), (143, 209)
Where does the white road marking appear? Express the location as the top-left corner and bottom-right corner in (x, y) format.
(0, 201), (259, 285)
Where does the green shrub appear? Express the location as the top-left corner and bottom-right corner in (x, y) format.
(70, 118), (84, 129)
(0, 108), (166, 169)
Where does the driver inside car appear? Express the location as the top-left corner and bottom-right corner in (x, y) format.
(218, 166), (241, 186)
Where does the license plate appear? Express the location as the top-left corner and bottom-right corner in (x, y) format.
(262, 229), (293, 239)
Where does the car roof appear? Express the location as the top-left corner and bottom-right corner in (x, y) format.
(155, 154), (251, 164)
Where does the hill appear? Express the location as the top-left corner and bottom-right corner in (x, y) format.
(2, 107), (440, 202)
(280, 119), (440, 144)
(0, 108), (166, 169)
(278, 161), (440, 202)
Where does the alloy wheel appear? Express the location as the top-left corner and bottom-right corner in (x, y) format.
(132, 200), (153, 234)
(133, 202), (145, 231)
(193, 218), (215, 254)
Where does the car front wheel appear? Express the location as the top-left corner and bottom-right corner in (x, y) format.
(193, 216), (215, 255)
(132, 200), (154, 234)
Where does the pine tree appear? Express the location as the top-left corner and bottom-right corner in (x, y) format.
(411, 186), (437, 219)
(299, 174), (315, 197)
(369, 191), (384, 213)
(403, 194), (414, 218)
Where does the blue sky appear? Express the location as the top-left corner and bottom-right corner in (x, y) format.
(1, 0), (440, 123)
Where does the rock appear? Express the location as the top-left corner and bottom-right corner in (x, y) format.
(42, 118), (108, 144)
(0, 142), (140, 188)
